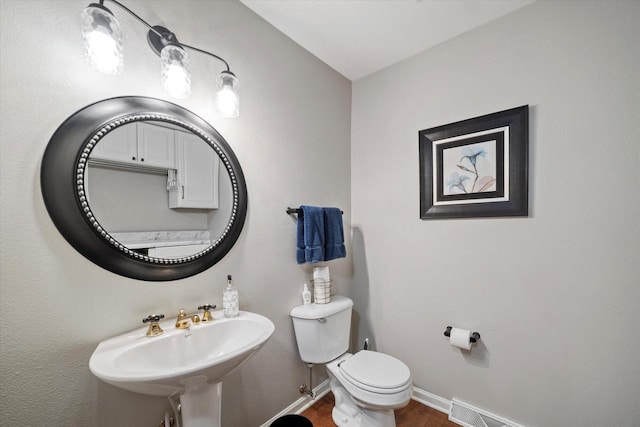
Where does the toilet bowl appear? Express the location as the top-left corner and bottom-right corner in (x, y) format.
(327, 351), (412, 427)
(290, 296), (413, 427)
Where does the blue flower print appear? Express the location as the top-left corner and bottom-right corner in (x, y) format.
(455, 146), (492, 193)
(446, 172), (470, 193)
(460, 146), (487, 167)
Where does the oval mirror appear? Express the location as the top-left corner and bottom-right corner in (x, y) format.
(41, 97), (247, 281)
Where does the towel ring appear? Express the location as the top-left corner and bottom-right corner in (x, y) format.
(286, 207), (343, 217)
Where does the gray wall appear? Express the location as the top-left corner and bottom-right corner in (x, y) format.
(351, 1), (640, 427)
(0, 1), (351, 426)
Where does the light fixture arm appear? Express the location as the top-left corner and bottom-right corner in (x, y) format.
(97, 0), (231, 72)
(179, 43), (231, 73)
(97, 0), (161, 38)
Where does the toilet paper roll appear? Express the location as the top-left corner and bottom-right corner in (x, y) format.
(450, 327), (473, 350)
(313, 266), (330, 282)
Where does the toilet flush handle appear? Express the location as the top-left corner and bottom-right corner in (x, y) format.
(317, 318), (327, 324)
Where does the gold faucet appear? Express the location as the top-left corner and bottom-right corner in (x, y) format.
(175, 309), (198, 329)
(143, 314), (165, 337)
(175, 305), (216, 329)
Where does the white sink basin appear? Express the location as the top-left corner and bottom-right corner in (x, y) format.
(89, 310), (274, 427)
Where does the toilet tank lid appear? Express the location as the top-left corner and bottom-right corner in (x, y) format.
(290, 295), (353, 319)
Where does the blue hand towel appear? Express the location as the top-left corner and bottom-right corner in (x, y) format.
(296, 205), (325, 264)
(323, 207), (346, 262)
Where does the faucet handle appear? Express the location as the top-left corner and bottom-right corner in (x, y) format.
(142, 314), (165, 337)
(142, 314), (165, 324)
(198, 304), (216, 322)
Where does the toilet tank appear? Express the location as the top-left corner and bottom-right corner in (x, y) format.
(290, 295), (353, 364)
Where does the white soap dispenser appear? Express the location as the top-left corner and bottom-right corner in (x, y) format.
(302, 283), (312, 305)
(223, 274), (239, 317)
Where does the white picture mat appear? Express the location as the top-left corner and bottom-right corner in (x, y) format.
(433, 126), (510, 206)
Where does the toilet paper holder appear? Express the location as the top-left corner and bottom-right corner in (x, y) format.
(444, 326), (481, 343)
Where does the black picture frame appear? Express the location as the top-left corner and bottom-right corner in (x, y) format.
(419, 105), (528, 219)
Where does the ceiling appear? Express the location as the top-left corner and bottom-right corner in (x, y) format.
(240, 0), (534, 81)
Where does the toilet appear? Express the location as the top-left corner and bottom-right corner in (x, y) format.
(290, 296), (412, 427)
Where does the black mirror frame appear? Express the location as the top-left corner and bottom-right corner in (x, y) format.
(41, 96), (247, 281)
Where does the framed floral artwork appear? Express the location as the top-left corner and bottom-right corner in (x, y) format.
(419, 106), (528, 219)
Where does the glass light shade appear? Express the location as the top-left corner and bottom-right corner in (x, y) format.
(81, 4), (123, 75)
(215, 71), (239, 118)
(160, 45), (191, 99)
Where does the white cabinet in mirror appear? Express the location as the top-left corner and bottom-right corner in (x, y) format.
(88, 122), (218, 211)
(170, 131), (219, 209)
(90, 122), (176, 169)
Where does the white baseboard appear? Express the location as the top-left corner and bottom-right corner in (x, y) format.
(259, 379), (331, 427)
(411, 386), (451, 414)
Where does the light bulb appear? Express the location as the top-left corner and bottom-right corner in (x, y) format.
(81, 4), (123, 75)
(215, 71), (239, 118)
(161, 45), (191, 99)
(216, 86), (239, 118)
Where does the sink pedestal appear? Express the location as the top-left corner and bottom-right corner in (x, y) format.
(179, 380), (223, 427)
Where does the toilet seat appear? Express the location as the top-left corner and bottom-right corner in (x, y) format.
(338, 351), (412, 394)
(327, 352), (413, 412)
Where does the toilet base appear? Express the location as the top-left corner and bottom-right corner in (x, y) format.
(329, 378), (397, 427)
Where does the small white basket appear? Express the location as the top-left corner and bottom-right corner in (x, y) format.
(311, 279), (332, 304)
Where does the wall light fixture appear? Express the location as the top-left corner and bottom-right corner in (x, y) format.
(81, 0), (240, 118)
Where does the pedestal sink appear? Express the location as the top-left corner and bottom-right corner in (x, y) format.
(89, 310), (275, 427)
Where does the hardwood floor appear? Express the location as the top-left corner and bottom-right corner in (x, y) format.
(300, 393), (458, 427)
